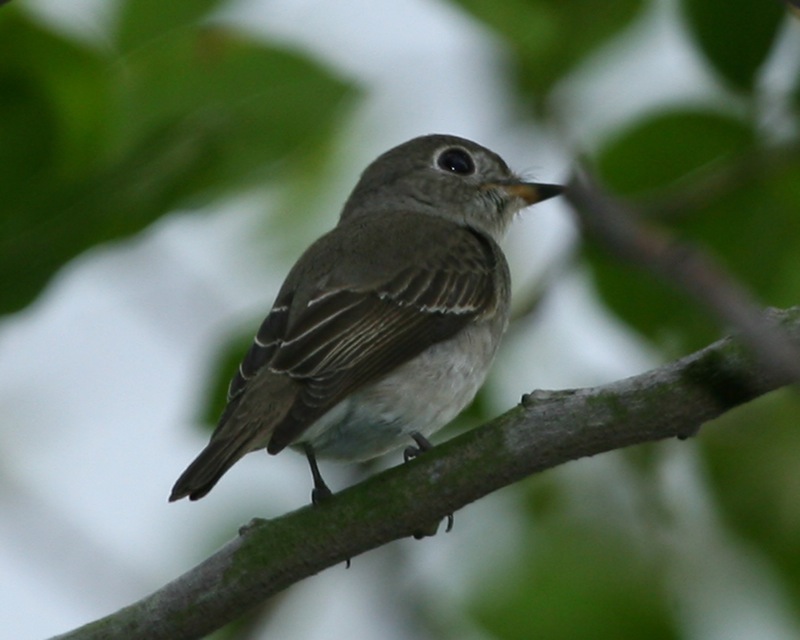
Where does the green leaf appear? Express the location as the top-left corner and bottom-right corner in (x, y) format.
(115, 0), (228, 53)
(702, 389), (800, 606)
(585, 110), (800, 353)
(0, 74), (58, 204)
(597, 109), (754, 196)
(451, 0), (645, 98)
(681, 0), (784, 91)
(0, 11), (113, 177)
(469, 517), (678, 640)
(111, 27), (354, 194)
(0, 11), (114, 312)
(583, 109), (761, 352)
(0, 11), (354, 315)
(673, 152), (800, 311)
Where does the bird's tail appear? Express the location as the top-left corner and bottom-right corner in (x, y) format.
(169, 430), (260, 502)
(170, 372), (299, 501)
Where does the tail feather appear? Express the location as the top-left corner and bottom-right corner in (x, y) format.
(169, 433), (256, 501)
(170, 372), (300, 501)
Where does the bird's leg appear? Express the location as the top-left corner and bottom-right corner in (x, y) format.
(404, 431), (454, 537)
(404, 431), (434, 462)
(303, 444), (351, 568)
(304, 444), (333, 504)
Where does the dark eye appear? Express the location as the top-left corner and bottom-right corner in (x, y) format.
(436, 147), (475, 175)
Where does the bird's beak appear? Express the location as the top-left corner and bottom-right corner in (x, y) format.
(496, 181), (564, 205)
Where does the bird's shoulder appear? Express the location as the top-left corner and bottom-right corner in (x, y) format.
(284, 211), (504, 304)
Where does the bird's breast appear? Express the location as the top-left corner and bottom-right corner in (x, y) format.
(295, 309), (508, 461)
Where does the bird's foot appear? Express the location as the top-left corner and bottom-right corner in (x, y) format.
(304, 444), (349, 567)
(404, 432), (454, 538)
(403, 431), (434, 462)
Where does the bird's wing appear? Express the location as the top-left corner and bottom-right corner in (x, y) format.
(224, 216), (503, 453)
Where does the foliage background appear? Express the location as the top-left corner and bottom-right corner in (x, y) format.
(1, 0), (799, 638)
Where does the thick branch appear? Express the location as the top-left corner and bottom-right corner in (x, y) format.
(53, 306), (800, 640)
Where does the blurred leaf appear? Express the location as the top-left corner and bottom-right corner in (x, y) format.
(451, 0), (644, 99)
(762, 149), (800, 300)
(115, 0), (227, 52)
(594, 162), (800, 350)
(0, 11), (113, 180)
(0, 11), (114, 312)
(702, 389), (800, 605)
(0, 74), (58, 204)
(681, 0), (784, 91)
(0, 10), (354, 315)
(597, 109), (753, 196)
(675, 152), (800, 309)
(469, 519), (678, 640)
(582, 109), (764, 352)
(112, 26), (354, 191)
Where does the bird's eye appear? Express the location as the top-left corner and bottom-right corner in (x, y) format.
(436, 147), (475, 175)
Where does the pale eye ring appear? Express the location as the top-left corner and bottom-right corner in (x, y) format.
(436, 147), (475, 175)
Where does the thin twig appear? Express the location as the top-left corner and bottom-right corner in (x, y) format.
(565, 170), (800, 384)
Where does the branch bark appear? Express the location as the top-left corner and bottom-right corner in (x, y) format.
(53, 306), (800, 640)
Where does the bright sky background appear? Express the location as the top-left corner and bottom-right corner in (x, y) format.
(3, 0), (800, 638)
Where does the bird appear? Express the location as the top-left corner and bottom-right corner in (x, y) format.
(169, 134), (562, 504)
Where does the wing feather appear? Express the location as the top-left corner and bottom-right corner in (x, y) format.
(217, 218), (504, 454)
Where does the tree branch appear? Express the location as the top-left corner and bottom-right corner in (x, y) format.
(565, 171), (800, 383)
(53, 306), (800, 640)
